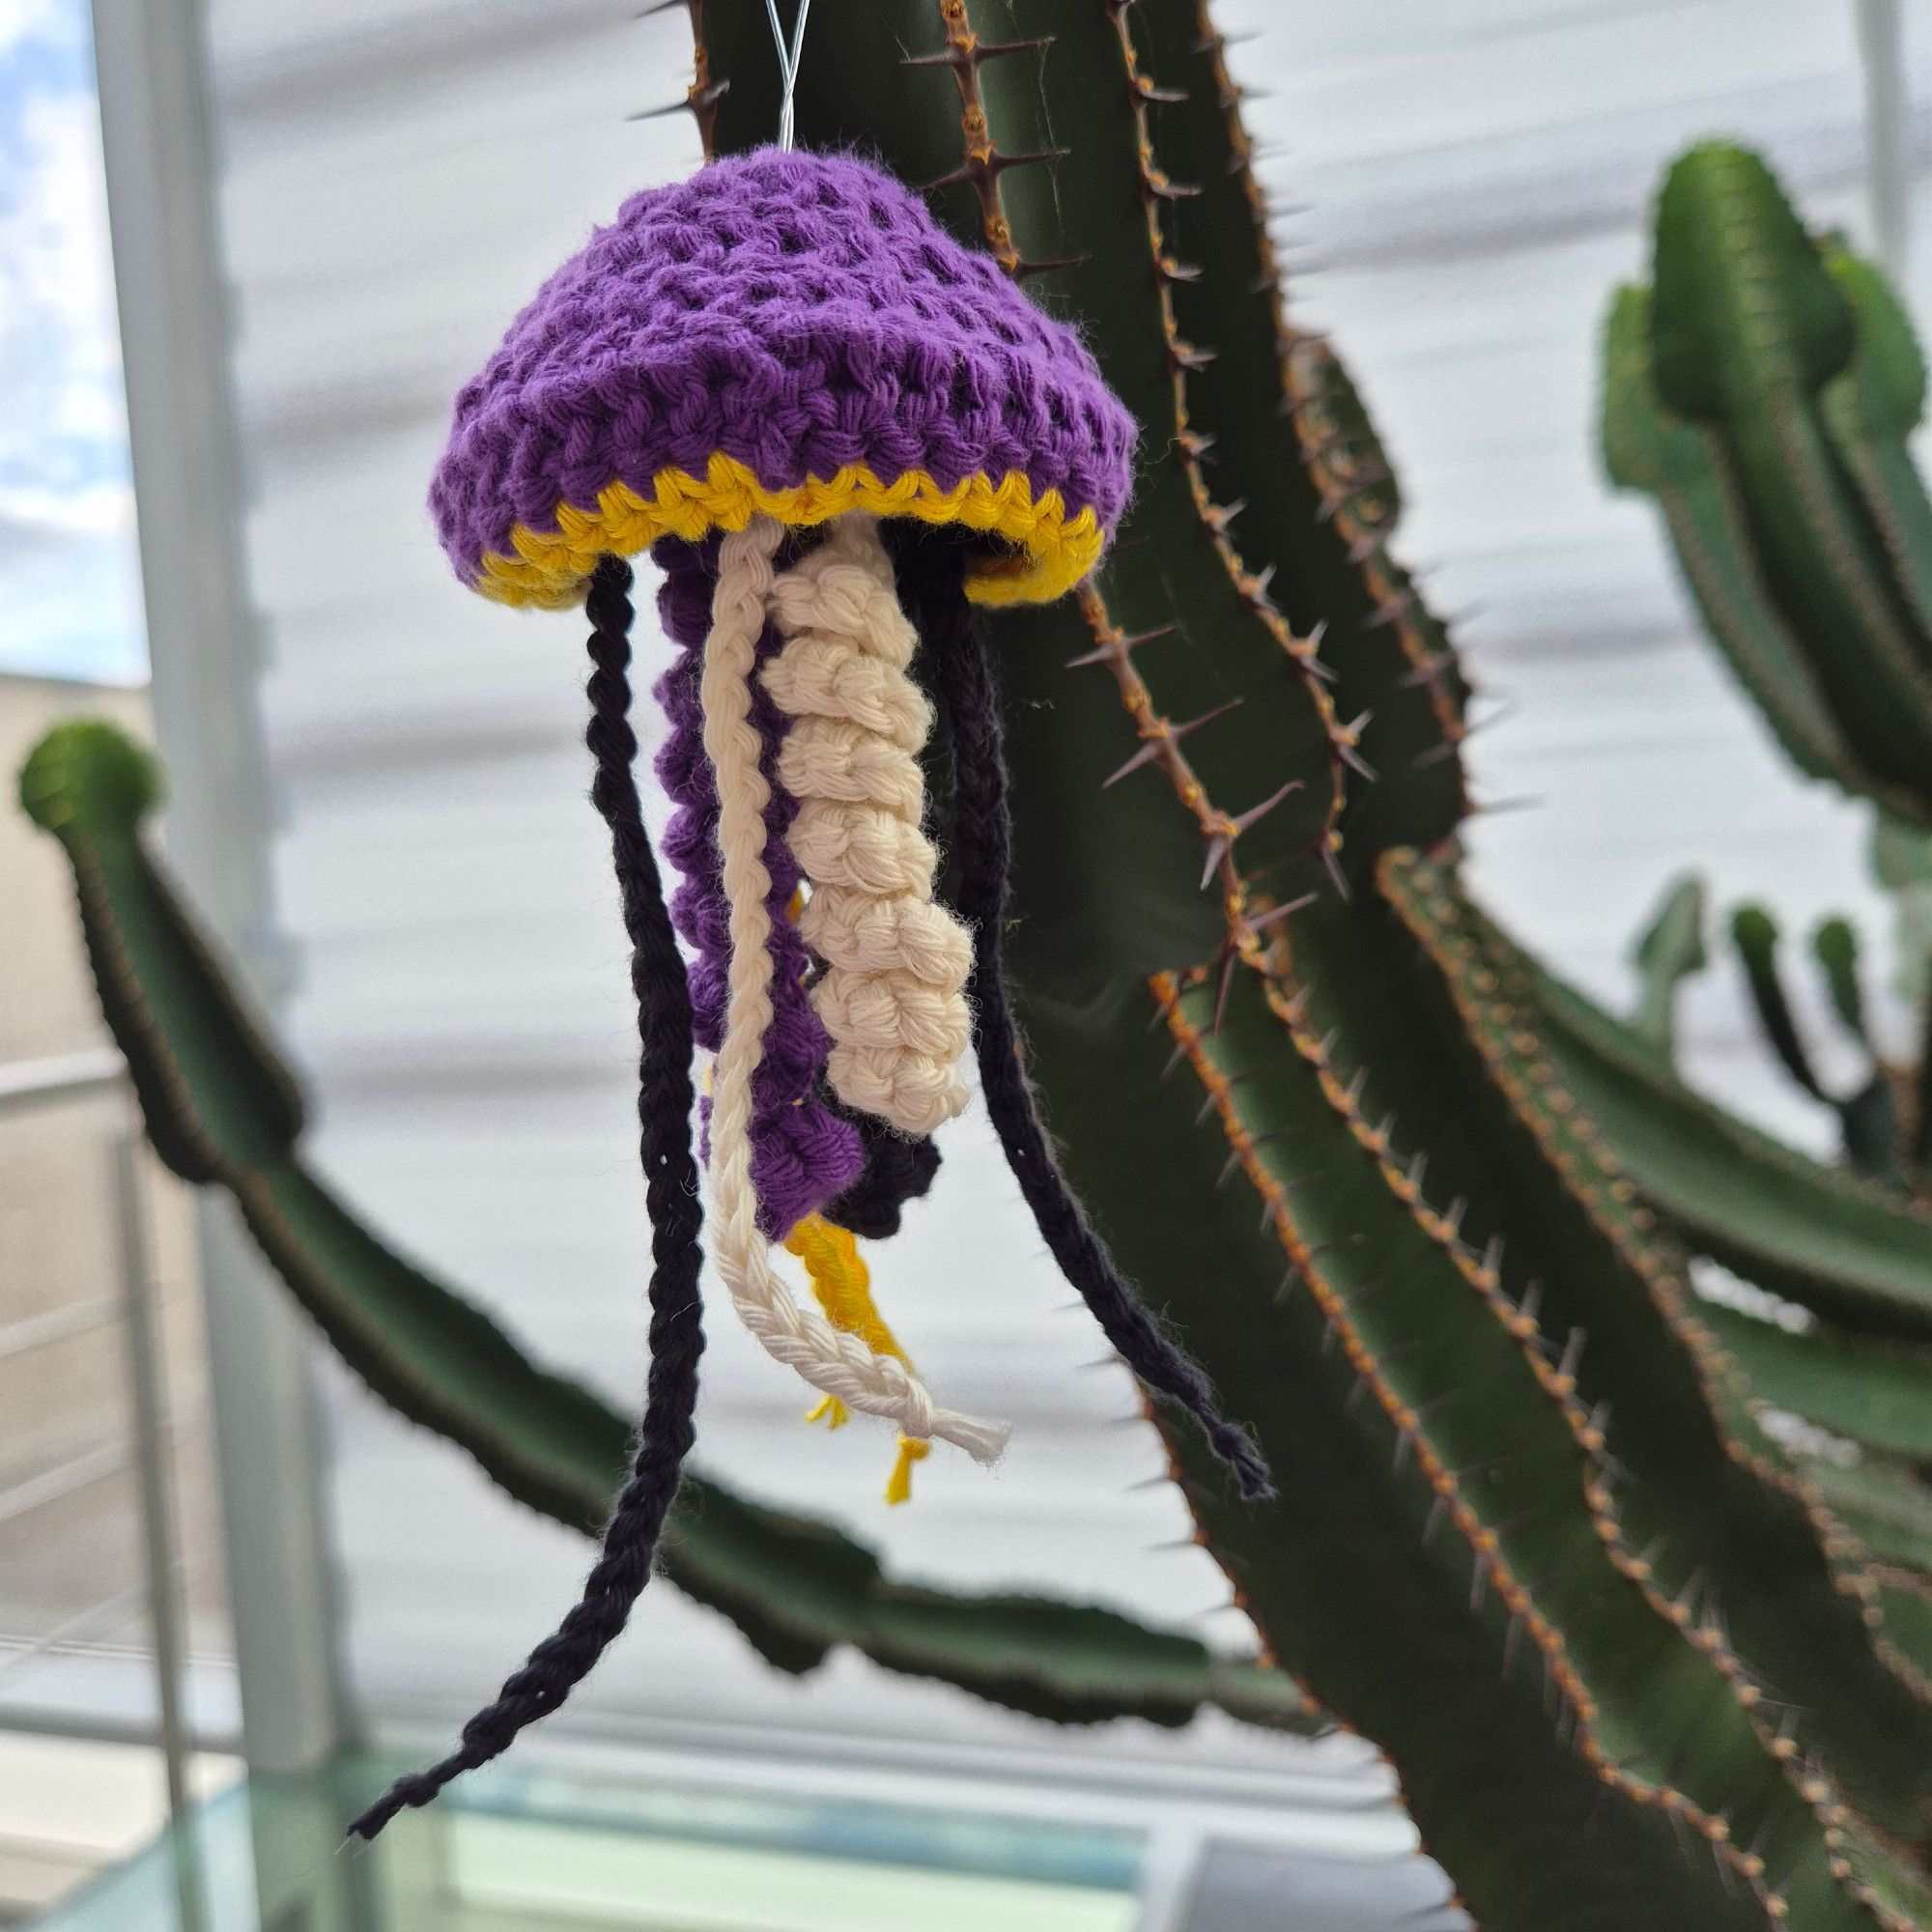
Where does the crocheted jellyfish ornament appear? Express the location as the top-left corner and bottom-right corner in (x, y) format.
(352, 148), (1266, 1841)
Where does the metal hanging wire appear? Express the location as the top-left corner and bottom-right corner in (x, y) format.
(761, 0), (813, 151)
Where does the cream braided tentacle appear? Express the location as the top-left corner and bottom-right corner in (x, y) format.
(701, 515), (1007, 1463)
(763, 515), (974, 1135)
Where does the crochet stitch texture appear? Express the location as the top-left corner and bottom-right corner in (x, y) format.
(696, 515), (1008, 1463)
(655, 538), (863, 1237)
(430, 148), (1136, 610)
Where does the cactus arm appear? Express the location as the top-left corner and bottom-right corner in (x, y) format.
(18, 719), (1317, 1733)
(1696, 1301), (1932, 1468)
(1117, 0), (1470, 868)
(1816, 918), (1875, 1050)
(1033, 8), (1932, 1876)
(1453, 879), (1932, 1699)
(1803, 927), (1904, 1201)
(1282, 346), (1470, 857)
(1652, 452), (1923, 810)
(1520, 950), (1932, 1343)
(1811, 875), (1932, 1184)
(1376, 848), (1932, 1853)
(1839, 1077), (1910, 1193)
(972, 5), (1355, 965)
(1601, 285), (1919, 813)
(1630, 873), (1708, 1061)
(1827, 248), (1929, 425)
(1657, 456), (1869, 785)
(1684, 1304), (1932, 1676)
(17, 724), (305, 1174)
(1881, 1576), (1932, 1680)
(1650, 146), (1932, 806)
(1874, 814), (1932, 1021)
(1809, 1455), (1932, 1580)
(858, 1586), (1310, 1733)
(1916, 995), (1932, 1178)
(248, 1130), (1319, 1727)
(1032, 951), (1915, 1929)
(1732, 905), (1835, 1102)
(1818, 245), (1932, 641)
(1657, 451), (1906, 799)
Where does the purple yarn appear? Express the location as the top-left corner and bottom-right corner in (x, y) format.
(430, 148), (1135, 586)
(654, 537), (863, 1238)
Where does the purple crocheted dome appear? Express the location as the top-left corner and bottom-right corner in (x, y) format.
(431, 148), (1135, 611)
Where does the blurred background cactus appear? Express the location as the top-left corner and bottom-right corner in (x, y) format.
(22, 8), (1932, 1931)
(1606, 141), (1932, 1208)
(1604, 142), (1932, 829)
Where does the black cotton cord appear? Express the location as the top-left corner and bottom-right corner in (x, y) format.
(349, 556), (707, 1840)
(822, 1105), (942, 1239)
(905, 540), (1274, 1503)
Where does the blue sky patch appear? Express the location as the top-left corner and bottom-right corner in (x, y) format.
(0, 0), (144, 685)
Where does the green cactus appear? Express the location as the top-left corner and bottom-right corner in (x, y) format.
(1725, 904), (1923, 1194)
(1605, 145), (1932, 826)
(1606, 865), (1925, 1198)
(1605, 144), (1932, 1203)
(1441, 884), (1932, 1719)
(15, 719), (1309, 1735)
(23, 10), (1932, 1930)
(1648, 146), (1932, 817)
(668, 21), (1932, 1917)
(1628, 873), (1709, 1060)
(1875, 817), (1932, 1009)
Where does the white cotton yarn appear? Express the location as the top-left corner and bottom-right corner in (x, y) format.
(763, 514), (975, 1137)
(700, 513), (1006, 1463)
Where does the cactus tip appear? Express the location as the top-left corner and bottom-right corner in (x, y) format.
(18, 719), (162, 838)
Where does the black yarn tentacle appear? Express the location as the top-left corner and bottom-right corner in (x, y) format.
(349, 556), (706, 1840)
(821, 1104), (942, 1239)
(906, 539), (1274, 1503)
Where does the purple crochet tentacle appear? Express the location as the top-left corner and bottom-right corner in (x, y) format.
(652, 537), (863, 1238)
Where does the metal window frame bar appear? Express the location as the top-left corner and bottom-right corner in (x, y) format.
(85, 0), (349, 1776)
(112, 1131), (192, 1827)
(1856, 0), (1911, 277)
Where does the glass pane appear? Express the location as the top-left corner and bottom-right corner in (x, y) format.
(35, 1753), (1144, 1932)
(0, 13), (232, 1922)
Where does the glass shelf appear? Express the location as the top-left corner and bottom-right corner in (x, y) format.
(34, 1748), (1145, 1932)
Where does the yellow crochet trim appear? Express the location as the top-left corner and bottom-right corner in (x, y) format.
(472, 452), (1102, 611)
(784, 1214), (930, 1506)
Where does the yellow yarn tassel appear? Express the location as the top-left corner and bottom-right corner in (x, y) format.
(884, 1435), (928, 1506)
(784, 1214), (930, 1505)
